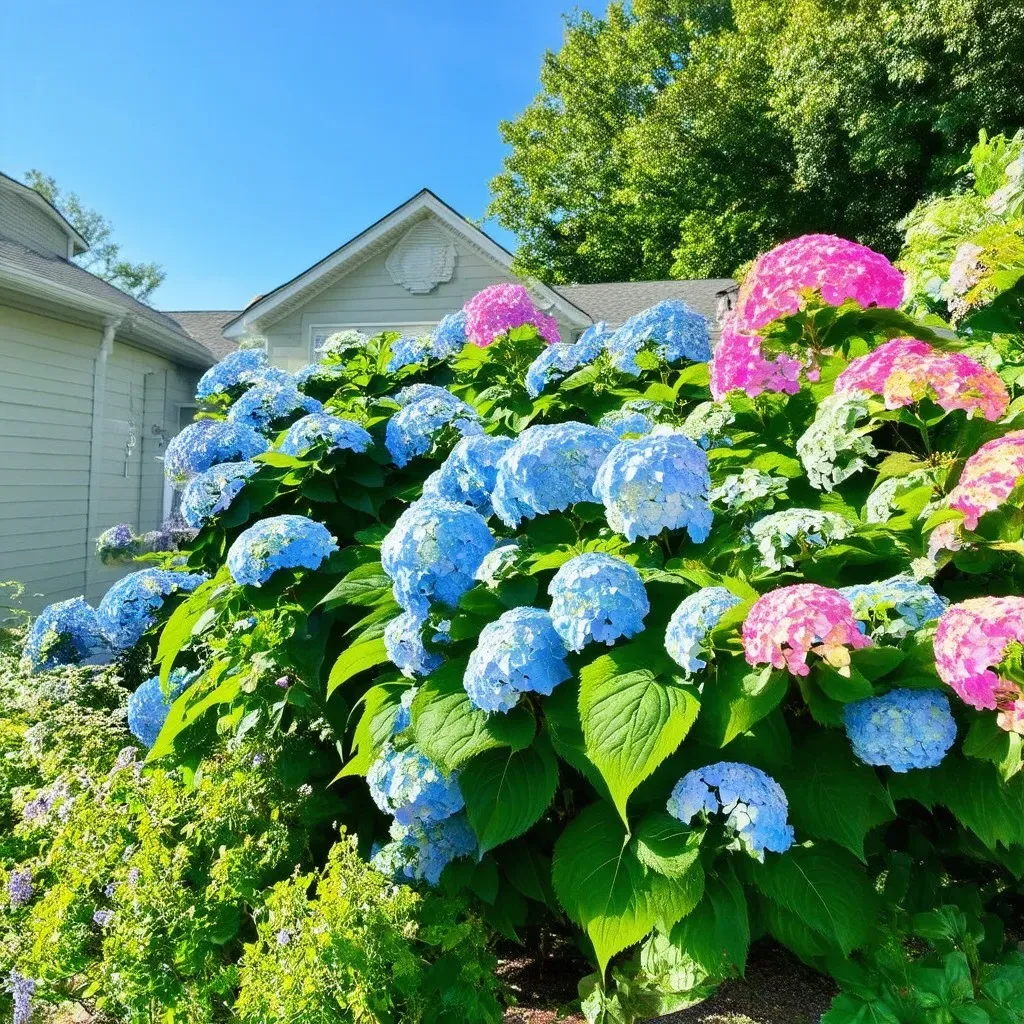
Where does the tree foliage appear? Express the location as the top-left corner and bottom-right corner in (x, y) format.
(488, 0), (1024, 283)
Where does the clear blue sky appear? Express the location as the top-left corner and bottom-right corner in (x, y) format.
(0, 0), (601, 311)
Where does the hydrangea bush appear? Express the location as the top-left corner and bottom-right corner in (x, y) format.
(17, 139), (1024, 1022)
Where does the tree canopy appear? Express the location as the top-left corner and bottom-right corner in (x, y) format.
(25, 170), (165, 303)
(488, 0), (1024, 284)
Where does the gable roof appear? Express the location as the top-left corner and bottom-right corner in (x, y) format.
(0, 233), (213, 367)
(222, 188), (593, 339)
(0, 171), (89, 255)
(163, 310), (242, 360)
(554, 279), (735, 329)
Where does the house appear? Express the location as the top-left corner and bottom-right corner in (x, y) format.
(0, 171), (213, 611)
(165, 190), (734, 371)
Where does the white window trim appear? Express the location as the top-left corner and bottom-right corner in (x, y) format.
(308, 322), (436, 360)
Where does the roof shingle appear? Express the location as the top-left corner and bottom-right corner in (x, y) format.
(553, 279), (735, 328)
(163, 310), (243, 360)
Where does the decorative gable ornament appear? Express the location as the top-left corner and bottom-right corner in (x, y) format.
(385, 221), (457, 294)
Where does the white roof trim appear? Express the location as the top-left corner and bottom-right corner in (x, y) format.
(0, 172), (89, 255)
(223, 190), (593, 338)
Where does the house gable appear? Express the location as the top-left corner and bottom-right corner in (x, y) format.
(0, 171), (88, 259)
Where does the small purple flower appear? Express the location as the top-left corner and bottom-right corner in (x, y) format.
(253, 753), (266, 767)
(274, 675), (290, 689)
(7, 868), (33, 908)
(93, 909), (113, 927)
(276, 928), (292, 946)
(104, 882), (117, 899)
(8, 971), (35, 1024)
(127, 867), (141, 887)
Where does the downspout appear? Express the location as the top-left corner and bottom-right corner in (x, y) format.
(84, 317), (121, 601)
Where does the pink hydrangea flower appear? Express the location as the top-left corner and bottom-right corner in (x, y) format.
(836, 339), (1008, 421)
(934, 597), (1024, 718)
(736, 234), (905, 331)
(463, 283), (560, 348)
(742, 583), (871, 677)
(709, 315), (802, 401)
(997, 699), (1024, 735)
(947, 431), (1024, 530)
(927, 519), (964, 560)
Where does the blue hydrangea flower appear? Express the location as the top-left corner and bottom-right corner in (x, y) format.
(463, 606), (571, 714)
(164, 420), (269, 487)
(393, 383), (456, 407)
(97, 569), (207, 649)
(574, 320), (614, 362)
(667, 762), (794, 860)
(385, 392), (483, 468)
(7, 867), (32, 908)
(293, 362), (345, 385)
(392, 686), (418, 734)
(371, 815), (477, 886)
(385, 612), (443, 679)
(430, 310), (468, 359)
(22, 597), (109, 673)
(525, 343), (586, 398)
(681, 401), (735, 450)
(226, 381), (322, 432)
(381, 499), (495, 617)
(843, 689), (956, 772)
(665, 587), (743, 675)
(8, 971), (35, 1024)
(226, 514), (338, 587)
(278, 413), (373, 457)
(709, 469), (787, 512)
(96, 523), (138, 562)
(387, 334), (435, 372)
(195, 349), (270, 401)
(548, 553), (650, 652)
(599, 407), (656, 438)
(421, 434), (513, 516)
(491, 422), (617, 527)
(747, 508), (851, 572)
(179, 460), (260, 528)
(367, 743), (464, 826)
(127, 667), (199, 748)
(475, 541), (521, 587)
(593, 433), (712, 543)
(607, 300), (712, 376)
(840, 576), (947, 639)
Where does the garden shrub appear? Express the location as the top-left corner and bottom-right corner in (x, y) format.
(9, 131), (1024, 1023)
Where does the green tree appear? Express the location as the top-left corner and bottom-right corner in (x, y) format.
(25, 169), (165, 303)
(488, 0), (1024, 283)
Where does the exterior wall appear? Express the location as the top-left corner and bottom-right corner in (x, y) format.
(0, 302), (199, 611)
(0, 189), (71, 257)
(262, 223), (583, 370)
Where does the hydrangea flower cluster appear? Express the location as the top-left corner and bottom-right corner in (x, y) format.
(421, 434), (513, 516)
(947, 431), (1024, 529)
(179, 460), (260, 528)
(384, 612), (443, 679)
(474, 541), (521, 587)
(97, 569), (207, 649)
(736, 234), (906, 330)
(593, 433), (713, 543)
(163, 420), (269, 487)
(96, 522), (139, 563)
(743, 583), (871, 676)
(293, 361), (344, 385)
(7, 867), (33, 908)
(843, 689), (957, 772)
(865, 469), (938, 524)
(319, 329), (369, 359)
(21, 596), (109, 673)
(226, 381), (323, 432)
(226, 514), (338, 587)
(574, 320), (614, 361)
(430, 310), (468, 359)
(665, 587), (743, 675)
(606, 300), (712, 376)
(127, 667), (198, 748)
(526, 342), (586, 398)
(371, 816), (477, 886)
(667, 762), (794, 859)
(840, 576), (947, 639)
(387, 334), (434, 372)
(836, 338), (1008, 421)
(491, 422), (616, 527)
(598, 405), (656, 439)
(934, 597), (1024, 714)
(548, 553), (649, 652)
(797, 393), (877, 491)
(195, 349), (279, 401)
(463, 283), (560, 347)
(385, 391), (483, 468)
(392, 686), (418, 734)
(278, 412), (372, 457)
(393, 383), (454, 407)
(8, 971), (34, 1024)
(681, 401), (735, 450)
(709, 468), (787, 512)
(747, 508), (852, 571)
(381, 499), (495, 617)
(463, 606), (571, 714)
(366, 743), (464, 826)
(709, 316), (802, 401)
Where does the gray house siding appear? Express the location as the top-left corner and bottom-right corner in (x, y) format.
(0, 189), (70, 257)
(263, 227), (581, 370)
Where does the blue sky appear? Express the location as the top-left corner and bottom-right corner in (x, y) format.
(0, 0), (601, 310)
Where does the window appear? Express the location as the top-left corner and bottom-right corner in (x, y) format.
(309, 323), (436, 360)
